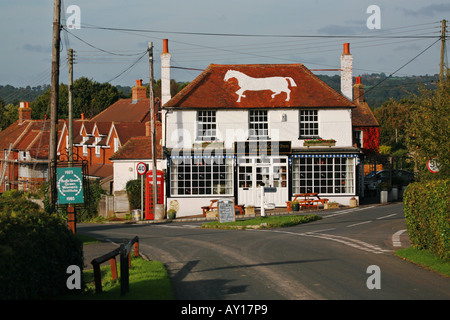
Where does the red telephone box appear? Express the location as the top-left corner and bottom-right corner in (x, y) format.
(145, 170), (164, 220)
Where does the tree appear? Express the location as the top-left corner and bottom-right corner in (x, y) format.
(406, 77), (450, 179)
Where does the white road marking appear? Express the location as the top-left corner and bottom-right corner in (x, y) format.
(377, 213), (397, 220)
(392, 229), (407, 247)
(346, 220), (372, 228)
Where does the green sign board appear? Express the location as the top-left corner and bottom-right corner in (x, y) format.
(57, 167), (84, 204)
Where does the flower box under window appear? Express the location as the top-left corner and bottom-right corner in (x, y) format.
(303, 139), (336, 147)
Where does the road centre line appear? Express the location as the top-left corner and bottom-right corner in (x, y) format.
(322, 205), (376, 218)
(346, 220), (372, 228)
(377, 213), (397, 220)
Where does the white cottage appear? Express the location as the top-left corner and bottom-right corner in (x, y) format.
(162, 53), (364, 217)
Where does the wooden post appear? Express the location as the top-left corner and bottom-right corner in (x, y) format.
(92, 262), (102, 293)
(440, 19), (447, 82)
(48, 0), (61, 210)
(148, 42), (157, 216)
(67, 205), (76, 234)
(68, 48), (74, 164)
(110, 257), (118, 280)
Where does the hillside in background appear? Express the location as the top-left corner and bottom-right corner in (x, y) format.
(0, 73), (440, 110)
(316, 73), (439, 109)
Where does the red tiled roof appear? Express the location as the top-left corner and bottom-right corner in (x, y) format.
(110, 136), (162, 160)
(90, 98), (150, 123)
(352, 101), (379, 127)
(88, 163), (113, 179)
(164, 64), (356, 109)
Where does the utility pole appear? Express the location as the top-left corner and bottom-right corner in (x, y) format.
(68, 49), (74, 164)
(148, 42), (157, 217)
(49, 0), (61, 211)
(440, 19), (447, 82)
(67, 48), (76, 234)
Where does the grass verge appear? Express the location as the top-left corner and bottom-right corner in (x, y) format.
(395, 247), (450, 277)
(65, 256), (174, 300)
(201, 214), (321, 229)
(63, 234), (174, 300)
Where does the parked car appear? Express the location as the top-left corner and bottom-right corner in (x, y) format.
(364, 169), (414, 193)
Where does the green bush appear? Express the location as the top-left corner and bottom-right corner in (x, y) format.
(0, 209), (83, 299)
(403, 180), (450, 259)
(126, 179), (143, 210)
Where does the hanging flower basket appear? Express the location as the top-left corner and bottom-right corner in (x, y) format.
(304, 139), (336, 147)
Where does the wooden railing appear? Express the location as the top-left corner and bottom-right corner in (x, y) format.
(90, 236), (139, 296)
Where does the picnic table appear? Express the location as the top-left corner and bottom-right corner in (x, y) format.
(202, 199), (245, 216)
(292, 193), (329, 209)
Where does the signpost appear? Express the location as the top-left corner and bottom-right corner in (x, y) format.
(136, 162), (148, 220)
(57, 167), (84, 204)
(427, 158), (440, 173)
(57, 166), (84, 234)
(218, 198), (235, 223)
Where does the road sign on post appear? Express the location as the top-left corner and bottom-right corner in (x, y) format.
(56, 167), (84, 204)
(136, 162), (148, 175)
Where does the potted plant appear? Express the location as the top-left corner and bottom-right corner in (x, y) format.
(378, 182), (391, 204)
(245, 206), (255, 215)
(167, 209), (177, 220)
(291, 200), (300, 212)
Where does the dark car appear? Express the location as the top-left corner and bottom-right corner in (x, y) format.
(364, 169), (414, 192)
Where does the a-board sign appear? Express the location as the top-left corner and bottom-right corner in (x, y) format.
(218, 198), (235, 223)
(57, 167), (84, 204)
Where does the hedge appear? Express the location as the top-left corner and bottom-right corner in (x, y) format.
(403, 180), (450, 259)
(0, 206), (84, 299)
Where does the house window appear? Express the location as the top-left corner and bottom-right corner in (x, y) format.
(292, 156), (355, 194)
(354, 130), (363, 148)
(299, 110), (319, 138)
(249, 110), (268, 139)
(95, 137), (101, 156)
(114, 138), (119, 152)
(196, 111), (216, 141)
(170, 157), (233, 196)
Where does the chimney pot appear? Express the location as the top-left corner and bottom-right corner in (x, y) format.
(163, 39), (169, 53)
(132, 79), (147, 101)
(343, 43), (350, 55)
(18, 101), (32, 124)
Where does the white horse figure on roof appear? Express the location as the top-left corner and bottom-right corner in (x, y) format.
(224, 70), (297, 102)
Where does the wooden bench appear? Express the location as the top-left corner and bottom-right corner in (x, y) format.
(202, 200), (245, 216)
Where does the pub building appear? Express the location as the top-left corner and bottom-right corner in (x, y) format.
(161, 44), (378, 218)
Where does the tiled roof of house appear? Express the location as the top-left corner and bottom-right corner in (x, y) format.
(110, 136), (162, 160)
(0, 119), (64, 159)
(164, 63), (356, 109)
(90, 98), (151, 123)
(352, 101), (379, 127)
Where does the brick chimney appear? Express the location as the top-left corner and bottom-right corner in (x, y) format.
(132, 79), (147, 102)
(18, 102), (31, 124)
(340, 43), (353, 101)
(161, 39), (171, 106)
(353, 76), (364, 104)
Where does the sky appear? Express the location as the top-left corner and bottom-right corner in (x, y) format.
(0, 1), (449, 88)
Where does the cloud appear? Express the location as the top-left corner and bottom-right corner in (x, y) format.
(399, 3), (450, 17)
(317, 22), (367, 35)
(21, 44), (51, 54)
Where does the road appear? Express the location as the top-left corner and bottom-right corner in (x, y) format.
(78, 203), (450, 300)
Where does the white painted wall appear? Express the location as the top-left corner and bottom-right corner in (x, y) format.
(112, 159), (165, 192)
(165, 108), (353, 150)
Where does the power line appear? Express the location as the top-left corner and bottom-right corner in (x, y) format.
(81, 24), (442, 39)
